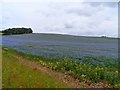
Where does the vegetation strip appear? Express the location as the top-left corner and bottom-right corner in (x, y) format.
(2, 48), (71, 88)
(2, 47), (120, 88)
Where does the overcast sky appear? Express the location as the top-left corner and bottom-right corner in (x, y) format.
(1, 0), (118, 37)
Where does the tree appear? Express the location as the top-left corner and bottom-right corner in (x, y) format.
(2, 27), (33, 35)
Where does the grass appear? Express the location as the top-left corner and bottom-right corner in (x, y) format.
(2, 47), (69, 88)
(2, 47), (120, 88)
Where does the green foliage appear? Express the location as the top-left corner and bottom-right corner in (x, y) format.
(42, 59), (119, 88)
(3, 47), (120, 88)
(2, 27), (33, 35)
(2, 48), (69, 88)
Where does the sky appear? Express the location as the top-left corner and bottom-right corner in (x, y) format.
(0, 0), (118, 37)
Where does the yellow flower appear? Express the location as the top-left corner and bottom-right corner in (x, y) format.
(115, 71), (118, 73)
(95, 67), (98, 70)
(81, 74), (86, 77)
(101, 68), (103, 70)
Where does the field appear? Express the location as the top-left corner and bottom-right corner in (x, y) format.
(1, 33), (120, 88)
(2, 47), (70, 88)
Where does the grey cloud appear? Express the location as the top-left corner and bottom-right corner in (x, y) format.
(67, 9), (91, 16)
(65, 2), (98, 17)
(64, 23), (73, 29)
(102, 2), (118, 8)
(89, 2), (117, 8)
(87, 2), (101, 7)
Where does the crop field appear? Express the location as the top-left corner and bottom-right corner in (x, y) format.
(1, 33), (120, 87)
(2, 33), (118, 63)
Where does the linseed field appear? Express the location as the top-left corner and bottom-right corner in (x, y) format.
(2, 33), (119, 88)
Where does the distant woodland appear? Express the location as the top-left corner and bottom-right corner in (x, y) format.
(2, 28), (33, 35)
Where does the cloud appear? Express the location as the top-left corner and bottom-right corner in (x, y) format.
(2, 2), (118, 37)
(2, 0), (85, 3)
(89, 2), (118, 8)
(66, 3), (101, 17)
(2, 0), (119, 2)
(84, 0), (119, 2)
(0, 2), (2, 28)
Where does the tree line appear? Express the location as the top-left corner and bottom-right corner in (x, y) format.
(2, 27), (33, 35)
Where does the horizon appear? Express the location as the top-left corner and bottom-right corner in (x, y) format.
(1, 27), (118, 38)
(1, 28), (118, 38)
(1, 1), (118, 38)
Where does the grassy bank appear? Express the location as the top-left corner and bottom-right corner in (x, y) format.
(2, 47), (70, 88)
(2, 47), (120, 88)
